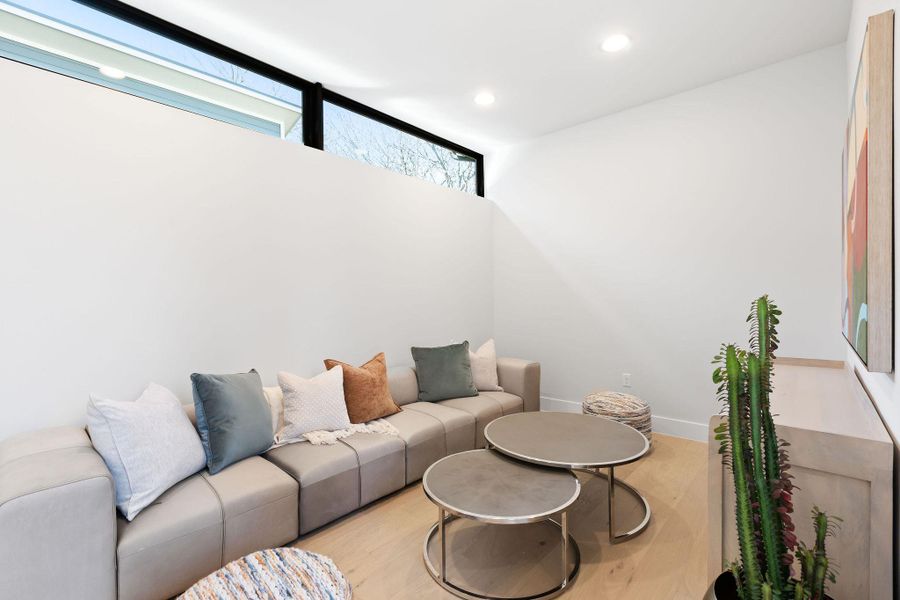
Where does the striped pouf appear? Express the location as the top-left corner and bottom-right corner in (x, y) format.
(179, 548), (351, 600)
(583, 391), (652, 445)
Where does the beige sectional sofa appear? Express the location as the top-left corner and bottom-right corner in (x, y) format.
(0, 357), (539, 600)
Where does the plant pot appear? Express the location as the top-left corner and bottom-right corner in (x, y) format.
(703, 572), (738, 600)
(704, 572), (834, 600)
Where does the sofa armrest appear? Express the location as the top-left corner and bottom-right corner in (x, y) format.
(497, 357), (541, 412)
(0, 426), (117, 600)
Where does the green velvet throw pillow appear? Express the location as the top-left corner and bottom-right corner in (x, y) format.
(191, 369), (273, 474)
(411, 341), (478, 402)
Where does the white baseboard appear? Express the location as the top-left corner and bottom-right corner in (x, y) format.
(650, 415), (708, 442)
(539, 395), (708, 442)
(540, 396), (581, 413)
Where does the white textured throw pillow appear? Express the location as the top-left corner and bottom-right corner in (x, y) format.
(86, 383), (206, 521)
(470, 339), (503, 391)
(277, 366), (351, 444)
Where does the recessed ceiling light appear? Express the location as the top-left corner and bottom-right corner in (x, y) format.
(474, 91), (496, 106)
(601, 34), (631, 53)
(99, 66), (126, 79)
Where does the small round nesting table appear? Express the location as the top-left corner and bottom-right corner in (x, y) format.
(422, 449), (581, 600)
(484, 412), (651, 544)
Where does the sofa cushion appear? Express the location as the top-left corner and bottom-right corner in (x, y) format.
(496, 358), (541, 413)
(411, 342), (478, 402)
(324, 353), (401, 424)
(117, 475), (222, 600)
(338, 433), (406, 505)
(383, 409), (446, 483)
(438, 395), (504, 448)
(265, 441), (360, 534)
(388, 366), (419, 406)
(0, 425), (94, 464)
(478, 391), (524, 416)
(402, 402), (476, 455)
(191, 370), (274, 474)
(0, 427), (116, 600)
(201, 457), (299, 563)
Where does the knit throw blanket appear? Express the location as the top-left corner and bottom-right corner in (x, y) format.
(304, 419), (400, 445)
(274, 419), (401, 447)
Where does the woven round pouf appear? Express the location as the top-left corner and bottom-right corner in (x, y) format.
(583, 391), (652, 445)
(179, 547), (351, 600)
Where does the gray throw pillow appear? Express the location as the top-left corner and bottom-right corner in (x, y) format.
(411, 341), (478, 402)
(191, 370), (273, 474)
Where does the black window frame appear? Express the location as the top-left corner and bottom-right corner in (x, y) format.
(26, 0), (485, 197)
(321, 89), (484, 197)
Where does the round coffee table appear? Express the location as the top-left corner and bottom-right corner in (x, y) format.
(484, 412), (651, 543)
(422, 449), (581, 600)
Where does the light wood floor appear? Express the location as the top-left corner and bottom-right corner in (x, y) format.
(295, 434), (708, 599)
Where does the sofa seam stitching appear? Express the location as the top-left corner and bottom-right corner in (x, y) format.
(337, 439), (363, 507)
(199, 473), (226, 567)
(481, 393), (511, 416)
(438, 402), (487, 448)
(0, 443), (93, 467)
(404, 405), (479, 451)
(408, 409), (449, 455)
(0, 473), (113, 509)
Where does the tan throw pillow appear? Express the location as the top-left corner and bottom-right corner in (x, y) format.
(324, 352), (401, 424)
(469, 338), (503, 392)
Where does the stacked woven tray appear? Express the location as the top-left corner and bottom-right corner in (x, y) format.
(583, 391), (652, 444)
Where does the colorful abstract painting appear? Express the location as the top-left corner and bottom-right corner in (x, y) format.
(842, 36), (869, 363)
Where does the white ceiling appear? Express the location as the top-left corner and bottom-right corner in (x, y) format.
(125, 0), (852, 152)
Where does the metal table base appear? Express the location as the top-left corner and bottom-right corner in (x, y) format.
(574, 466), (651, 544)
(423, 509), (581, 600)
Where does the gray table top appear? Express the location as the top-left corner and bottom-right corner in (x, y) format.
(422, 449), (580, 524)
(484, 412), (649, 469)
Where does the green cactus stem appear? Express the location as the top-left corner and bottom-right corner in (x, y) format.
(752, 298), (793, 559)
(725, 344), (763, 600)
(715, 297), (839, 600)
(808, 508), (838, 600)
(753, 298), (781, 484)
(748, 354), (784, 597)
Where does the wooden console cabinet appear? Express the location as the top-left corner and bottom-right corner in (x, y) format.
(708, 363), (894, 599)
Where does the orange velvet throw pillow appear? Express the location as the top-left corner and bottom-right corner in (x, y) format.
(323, 352), (401, 424)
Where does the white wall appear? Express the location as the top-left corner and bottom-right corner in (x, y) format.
(489, 45), (847, 440)
(0, 58), (494, 439)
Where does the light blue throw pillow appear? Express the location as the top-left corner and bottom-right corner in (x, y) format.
(191, 370), (273, 474)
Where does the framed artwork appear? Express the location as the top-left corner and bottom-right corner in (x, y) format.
(843, 10), (894, 373)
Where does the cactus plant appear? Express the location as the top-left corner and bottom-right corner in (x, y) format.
(711, 296), (839, 600)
